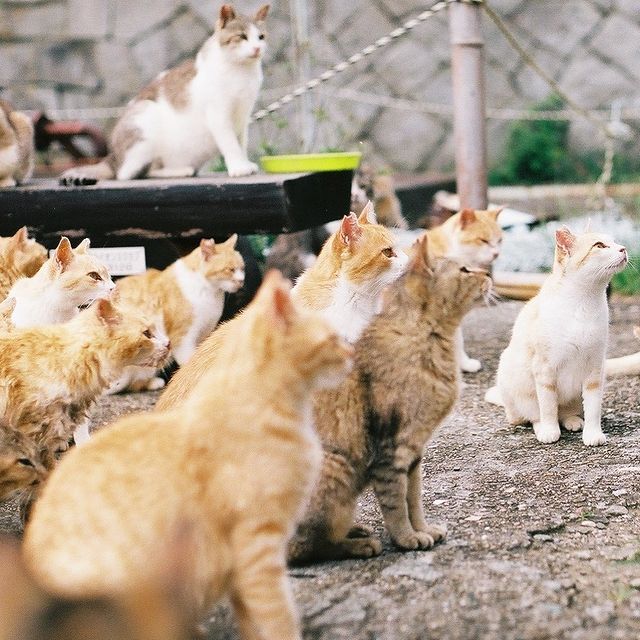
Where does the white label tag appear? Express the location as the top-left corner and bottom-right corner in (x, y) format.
(49, 246), (147, 276)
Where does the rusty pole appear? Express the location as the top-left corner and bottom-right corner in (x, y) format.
(448, 1), (488, 209)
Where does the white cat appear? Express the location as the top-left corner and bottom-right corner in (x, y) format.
(60, 4), (269, 184)
(7, 237), (114, 328)
(485, 227), (627, 446)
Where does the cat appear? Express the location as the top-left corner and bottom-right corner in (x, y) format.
(155, 201), (408, 410)
(0, 536), (193, 640)
(7, 236), (115, 328)
(0, 297), (170, 455)
(605, 326), (640, 377)
(0, 426), (48, 503)
(110, 235), (244, 393)
(288, 236), (491, 564)
(59, 3), (269, 185)
(23, 271), (353, 640)
(292, 201), (409, 343)
(0, 227), (47, 299)
(485, 227), (627, 446)
(371, 173), (407, 229)
(0, 100), (34, 188)
(424, 207), (503, 373)
(264, 226), (330, 283)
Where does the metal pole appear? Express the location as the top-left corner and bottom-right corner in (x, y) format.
(290, 0), (314, 152)
(448, 1), (488, 209)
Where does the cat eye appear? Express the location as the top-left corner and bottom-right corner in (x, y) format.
(593, 242), (607, 249)
(460, 266), (471, 273)
(382, 247), (396, 258)
(143, 329), (153, 339)
(17, 458), (35, 467)
(258, 33), (265, 39)
(240, 33), (248, 40)
(87, 271), (102, 281)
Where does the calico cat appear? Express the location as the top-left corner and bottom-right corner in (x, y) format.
(0, 537), (193, 640)
(155, 202), (407, 410)
(0, 100), (34, 188)
(425, 207), (502, 372)
(0, 298), (170, 454)
(485, 227), (627, 446)
(289, 236), (491, 564)
(7, 236), (114, 328)
(60, 4), (269, 185)
(111, 235), (244, 392)
(605, 326), (640, 377)
(0, 426), (48, 503)
(23, 271), (352, 640)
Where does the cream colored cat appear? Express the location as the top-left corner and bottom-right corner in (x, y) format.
(0, 426), (48, 503)
(60, 4), (269, 184)
(485, 227), (627, 446)
(111, 235), (244, 392)
(24, 271), (353, 640)
(0, 298), (170, 453)
(0, 100), (34, 188)
(425, 207), (502, 372)
(0, 227), (47, 299)
(156, 202), (408, 410)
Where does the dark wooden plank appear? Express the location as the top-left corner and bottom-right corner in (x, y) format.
(0, 170), (353, 238)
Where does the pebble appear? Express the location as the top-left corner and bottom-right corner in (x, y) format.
(575, 550), (592, 560)
(433, 499), (447, 506)
(613, 489), (628, 497)
(606, 505), (629, 516)
(580, 520), (596, 528)
(630, 578), (640, 590)
(533, 533), (553, 542)
(574, 525), (594, 535)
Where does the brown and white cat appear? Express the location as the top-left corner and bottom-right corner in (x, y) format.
(424, 207), (502, 372)
(0, 100), (34, 188)
(0, 298), (170, 453)
(0, 537), (193, 640)
(0, 227), (47, 299)
(0, 426), (48, 503)
(289, 236), (491, 564)
(23, 271), (353, 640)
(111, 235), (244, 392)
(7, 236), (114, 328)
(155, 202), (407, 410)
(485, 227), (627, 446)
(60, 4), (269, 185)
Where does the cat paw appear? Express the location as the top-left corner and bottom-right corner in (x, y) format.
(393, 529), (442, 551)
(0, 177), (17, 188)
(583, 430), (607, 447)
(562, 415), (584, 432)
(461, 357), (482, 373)
(341, 536), (382, 559)
(533, 421), (561, 444)
(415, 522), (447, 543)
(146, 377), (166, 391)
(227, 161), (259, 178)
(347, 524), (373, 539)
(59, 175), (98, 186)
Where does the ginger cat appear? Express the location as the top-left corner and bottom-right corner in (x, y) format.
(289, 236), (491, 564)
(0, 298), (170, 454)
(24, 271), (353, 640)
(60, 4), (269, 184)
(0, 100), (34, 188)
(112, 235), (244, 392)
(485, 227), (627, 446)
(0, 426), (48, 503)
(156, 202), (407, 410)
(8, 237), (115, 328)
(0, 538), (193, 640)
(425, 207), (502, 373)
(0, 227), (47, 299)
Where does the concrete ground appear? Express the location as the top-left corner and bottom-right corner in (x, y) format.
(3, 296), (640, 639)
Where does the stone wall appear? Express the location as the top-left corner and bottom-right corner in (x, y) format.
(1, 0), (639, 172)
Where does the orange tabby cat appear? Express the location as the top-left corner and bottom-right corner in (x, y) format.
(0, 425), (48, 503)
(156, 202), (407, 410)
(0, 298), (170, 453)
(7, 237), (115, 327)
(0, 227), (47, 298)
(24, 271), (353, 640)
(425, 207), (502, 372)
(111, 235), (244, 392)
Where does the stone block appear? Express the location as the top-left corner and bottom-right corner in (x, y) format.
(65, 0), (110, 38)
(112, 0), (176, 41)
(41, 41), (100, 90)
(590, 14), (640, 82)
(1, 3), (66, 38)
(94, 40), (143, 105)
(1, 85), (59, 112)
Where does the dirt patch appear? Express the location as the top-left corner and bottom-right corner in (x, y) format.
(3, 298), (640, 639)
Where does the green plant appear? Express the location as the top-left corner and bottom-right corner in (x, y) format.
(611, 258), (640, 296)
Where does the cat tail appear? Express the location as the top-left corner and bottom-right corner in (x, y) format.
(484, 385), (504, 406)
(59, 158), (115, 186)
(605, 351), (640, 377)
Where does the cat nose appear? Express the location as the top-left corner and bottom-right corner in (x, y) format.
(620, 246), (627, 254)
(253, 47), (261, 56)
(165, 340), (171, 350)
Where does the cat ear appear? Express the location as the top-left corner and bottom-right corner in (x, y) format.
(223, 233), (238, 248)
(339, 213), (362, 246)
(358, 201), (376, 225)
(255, 3), (270, 21)
(459, 208), (477, 229)
(260, 270), (295, 327)
(488, 207), (503, 221)
(555, 226), (576, 257)
(200, 238), (216, 261)
(53, 237), (74, 271)
(411, 233), (433, 274)
(218, 4), (236, 28)
(74, 238), (90, 254)
(8, 226), (28, 249)
(94, 298), (121, 326)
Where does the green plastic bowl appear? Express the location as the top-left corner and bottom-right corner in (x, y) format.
(260, 151), (362, 173)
